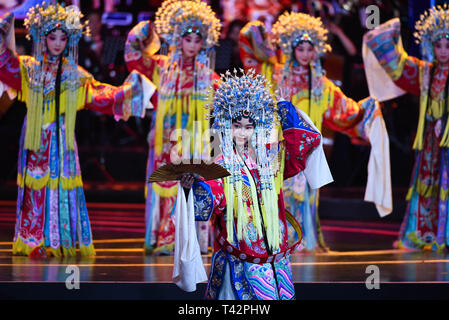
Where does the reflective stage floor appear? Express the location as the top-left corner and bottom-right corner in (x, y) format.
(0, 200), (448, 300)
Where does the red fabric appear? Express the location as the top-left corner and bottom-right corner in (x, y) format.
(18, 129), (52, 246)
(0, 46), (22, 91)
(283, 128), (321, 179)
(392, 56), (423, 96)
(207, 126), (319, 257)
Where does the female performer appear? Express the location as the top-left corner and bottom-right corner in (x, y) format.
(239, 12), (389, 253)
(364, 5), (449, 252)
(0, 3), (154, 257)
(124, 0), (221, 254)
(180, 70), (332, 299)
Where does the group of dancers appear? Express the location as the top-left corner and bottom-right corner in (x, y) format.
(1, 0), (449, 300)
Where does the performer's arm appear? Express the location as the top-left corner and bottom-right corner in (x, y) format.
(191, 178), (226, 222)
(321, 78), (383, 142)
(277, 100), (322, 179)
(364, 18), (424, 96)
(82, 66), (155, 121)
(124, 20), (162, 85)
(0, 13), (21, 91)
(239, 21), (277, 74)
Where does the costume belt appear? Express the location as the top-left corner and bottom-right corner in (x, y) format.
(215, 209), (303, 264)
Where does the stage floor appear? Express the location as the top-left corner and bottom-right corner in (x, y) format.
(0, 200), (448, 300)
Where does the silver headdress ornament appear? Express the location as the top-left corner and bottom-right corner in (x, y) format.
(414, 4), (449, 62)
(209, 68), (275, 132)
(207, 69), (282, 250)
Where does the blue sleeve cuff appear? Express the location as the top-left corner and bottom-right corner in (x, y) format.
(192, 181), (214, 221)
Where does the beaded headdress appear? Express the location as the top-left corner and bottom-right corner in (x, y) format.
(153, 0), (221, 96)
(24, 2), (90, 65)
(414, 4), (449, 62)
(155, 0), (221, 50)
(271, 12), (329, 108)
(210, 69), (275, 131)
(271, 12), (331, 60)
(207, 69), (282, 250)
(155, 0), (220, 74)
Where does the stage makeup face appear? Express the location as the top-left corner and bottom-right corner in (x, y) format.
(181, 32), (203, 60)
(434, 36), (449, 64)
(46, 29), (68, 57)
(294, 41), (315, 67)
(232, 116), (255, 147)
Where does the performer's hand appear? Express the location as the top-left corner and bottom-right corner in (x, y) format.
(275, 85), (291, 102)
(179, 173), (195, 189)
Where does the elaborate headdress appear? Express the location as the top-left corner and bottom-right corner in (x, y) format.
(155, 0), (221, 73)
(271, 12), (331, 61)
(22, 2), (90, 151)
(152, 0), (221, 158)
(24, 2), (90, 66)
(155, 0), (220, 50)
(414, 4), (449, 62)
(208, 69), (282, 250)
(271, 12), (329, 109)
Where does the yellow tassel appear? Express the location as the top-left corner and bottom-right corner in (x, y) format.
(413, 179), (438, 198)
(406, 186), (413, 201)
(242, 164), (263, 239)
(152, 67), (161, 87)
(24, 83), (44, 151)
(236, 179), (248, 241)
(12, 237), (44, 256)
(413, 66), (429, 150)
(440, 106), (449, 148)
(225, 178), (235, 243)
(17, 173), (83, 190)
(47, 246), (76, 257)
(261, 62), (274, 94)
(154, 97), (169, 156)
(152, 182), (179, 198)
(79, 243), (96, 256)
(293, 77), (331, 131)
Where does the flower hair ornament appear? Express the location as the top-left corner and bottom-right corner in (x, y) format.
(21, 2), (90, 151)
(414, 4), (449, 62)
(207, 69), (283, 250)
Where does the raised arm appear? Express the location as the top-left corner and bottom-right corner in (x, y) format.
(82, 66), (155, 121)
(320, 77), (383, 142)
(321, 77), (364, 135)
(0, 13), (21, 91)
(363, 18), (425, 96)
(239, 21), (277, 74)
(277, 100), (322, 179)
(124, 20), (162, 86)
